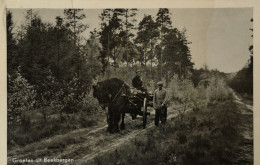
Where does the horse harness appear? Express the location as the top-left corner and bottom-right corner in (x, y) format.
(102, 82), (139, 108)
(100, 82), (126, 107)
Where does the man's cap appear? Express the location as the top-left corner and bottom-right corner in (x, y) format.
(157, 81), (163, 86)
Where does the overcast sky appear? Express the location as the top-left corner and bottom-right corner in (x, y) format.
(9, 8), (252, 73)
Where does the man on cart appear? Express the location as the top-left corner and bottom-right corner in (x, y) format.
(132, 70), (146, 91)
(131, 69), (148, 119)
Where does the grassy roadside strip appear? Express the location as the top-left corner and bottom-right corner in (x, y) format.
(8, 111), (107, 152)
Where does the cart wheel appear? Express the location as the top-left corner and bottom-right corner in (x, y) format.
(143, 98), (147, 129)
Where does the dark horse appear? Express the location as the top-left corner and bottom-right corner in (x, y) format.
(92, 78), (140, 133)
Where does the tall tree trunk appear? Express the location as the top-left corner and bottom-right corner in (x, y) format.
(125, 10), (129, 83)
(107, 32), (110, 79)
(150, 59), (153, 79)
(144, 49), (147, 67)
(160, 53), (163, 80)
(29, 10), (34, 82)
(166, 71), (169, 87)
(107, 56), (110, 79)
(57, 29), (60, 80)
(72, 9), (80, 77)
(113, 49), (116, 72)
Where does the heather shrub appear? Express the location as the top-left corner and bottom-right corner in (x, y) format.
(168, 75), (207, 119)
(206, 78), (233, 103)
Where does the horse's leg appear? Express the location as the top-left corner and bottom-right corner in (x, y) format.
(108, 106), (119, 133)
(131, 105), (140, 120)
(120, 111), (125, 130)
(113, 107), (120, 133)
(107, 107), (113, 133)
(119, 105), (125, 130)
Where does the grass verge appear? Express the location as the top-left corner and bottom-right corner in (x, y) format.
(7, 111), (106, 150)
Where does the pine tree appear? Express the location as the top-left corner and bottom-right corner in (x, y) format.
(164, 28), (193, 80)
(99, 9), (113, 73)
(120, 9), (138, 67)
(155, 8), (172, 80)
(7, 10), (18, 76)
(99, 9), (123, 73)
(136, 15), (159, 73)
(64, 9), (88, 77)
(16, 10), (51, 85)
(83, 33), (103, 85)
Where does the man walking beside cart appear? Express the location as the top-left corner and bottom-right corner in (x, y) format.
(153, 81), (168, 126)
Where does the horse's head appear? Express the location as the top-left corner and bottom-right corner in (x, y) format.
(93, 78), (130, 107)
(92, 82), (111, 105)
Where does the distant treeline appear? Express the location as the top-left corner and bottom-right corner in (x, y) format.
(228, 18), (253, 96)
(228, 55), (253, 95)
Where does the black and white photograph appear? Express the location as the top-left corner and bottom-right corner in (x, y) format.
(3, 3), (255, 165)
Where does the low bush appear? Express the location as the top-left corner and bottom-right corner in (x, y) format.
(81, 94), (103, 114)
(8, 70), (37, 127)
(206, 77), (233, 103)
(168, 76), (207, 121)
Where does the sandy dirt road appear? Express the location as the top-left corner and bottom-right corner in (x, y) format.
(232, 91), (253, 164)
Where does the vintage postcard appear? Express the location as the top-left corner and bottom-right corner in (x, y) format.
(1, 0), (259, 164)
